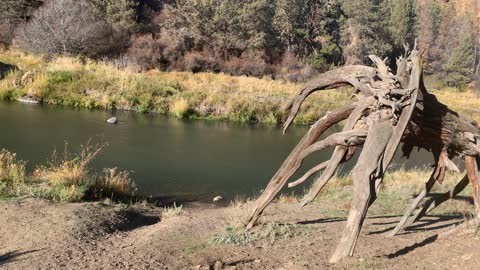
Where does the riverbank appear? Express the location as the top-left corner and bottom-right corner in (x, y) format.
(1, 192), (478, 270)
(0, 49), (352, 125)
(2, 49), (479, 125)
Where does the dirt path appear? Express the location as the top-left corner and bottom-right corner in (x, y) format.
(0, 198), (479, 269)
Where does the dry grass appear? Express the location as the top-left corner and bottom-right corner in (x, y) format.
(0, 149), (26, 183)
(209, 222), (304, 246)
(0, 142), (136, 202)
(0, 48), (352, 125)
(162, 203), (185, 219)
(432, 89), (480, 123)
(1, 49), (479, 125)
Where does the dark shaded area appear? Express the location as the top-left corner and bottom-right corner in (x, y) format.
(0, 62), (17, 79)
(224, 258), (256, 267)
(114, 209), (161, 232)
(386, 234), (438, 258)
(296, 217), (346, 225)
(368, 215), (463, 235)
(0, 250), (39, 266)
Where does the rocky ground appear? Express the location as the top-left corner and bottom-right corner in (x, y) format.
(1, 197), (479, 270)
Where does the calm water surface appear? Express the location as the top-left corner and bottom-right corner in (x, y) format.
(0, 102), (434, 202)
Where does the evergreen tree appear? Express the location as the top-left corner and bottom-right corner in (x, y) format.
(443, 23), (476, 87)
(386, 0), (417, 51)
(273, 0), (343, 69)
(340, 0), (392, 64)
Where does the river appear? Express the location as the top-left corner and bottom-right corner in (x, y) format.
(0, 102), (434, 202)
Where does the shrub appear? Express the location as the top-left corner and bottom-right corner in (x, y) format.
(170, 98), (191, 118)
(29, 140), (136, 202)
(184, 52), (219, 73)
(14, 0), (125, 57)
(0, 149), (26, 183)
(0, 149), (27, 198)
(90, 168), (137, 200)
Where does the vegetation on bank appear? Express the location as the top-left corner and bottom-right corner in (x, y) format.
(1, 49), (480, 124)
(0, 142), (136, 202)
(0, 49), (353, 125)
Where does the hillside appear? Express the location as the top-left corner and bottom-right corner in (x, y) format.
(0, 0), (478, 87)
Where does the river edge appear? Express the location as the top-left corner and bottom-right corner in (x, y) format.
(1, 196), (479, 270)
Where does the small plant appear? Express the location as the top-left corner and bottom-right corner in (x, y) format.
(162, 202), (185, 218)
(170, 98), (190, 118)
(0, 149), (26, 183)
(258, 223), (299, 243)
(90, 168), (137, 200)
(208, 226), (251, 246)
(0, 140), (137, 203)
(209, 223), (303, 246)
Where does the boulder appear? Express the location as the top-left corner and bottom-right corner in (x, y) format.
(17, 95), (40, 104)
(107, 117), (118, 124)
(213, 196), (223, 202)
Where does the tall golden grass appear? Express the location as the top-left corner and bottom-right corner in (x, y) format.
(0, 49), (352, 125)
(0, 142), (136, 202)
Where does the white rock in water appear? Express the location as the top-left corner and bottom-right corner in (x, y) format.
(107, 117), (118, 124)
(17, 95), (40, 104)
(213, 196), (223, 202)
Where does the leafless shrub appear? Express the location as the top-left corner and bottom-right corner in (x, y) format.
(183, 51), (219, 73)
(14, 0), (125, 57)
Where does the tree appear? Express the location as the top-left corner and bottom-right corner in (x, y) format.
(443, 27), (476, 87)
(386, 0), (417, 53)
(0, 0), (43, 45)
(416, 0), (443, 73)
(87, 0), (138, 33)
(340, 0), (392, 64)
(244, 44), (480, 263)
(273, 0), (343, 69)
(14, 0), (122, 57)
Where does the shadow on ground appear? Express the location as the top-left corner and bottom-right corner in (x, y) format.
(0, 250), (40, 267)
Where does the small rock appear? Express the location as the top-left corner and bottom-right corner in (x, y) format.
(107, 117), (118, 124)
(213, 196), (223, 202)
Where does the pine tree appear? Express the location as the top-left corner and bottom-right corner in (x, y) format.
(386, 0), (417, 51)
(443, 22), (476, 87)
(340, 0), (392, 64)
(273, 0), (343, 69)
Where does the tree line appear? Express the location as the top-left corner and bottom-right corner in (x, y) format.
(0, 0), (478, 86)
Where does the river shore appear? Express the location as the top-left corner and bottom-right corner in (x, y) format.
(2, 49), (480, 126)
(1, 195), (479, 270)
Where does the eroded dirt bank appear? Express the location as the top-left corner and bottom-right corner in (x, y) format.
(1, 198), (479, 270)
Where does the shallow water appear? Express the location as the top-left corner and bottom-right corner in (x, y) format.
(0, 102), (434, 202)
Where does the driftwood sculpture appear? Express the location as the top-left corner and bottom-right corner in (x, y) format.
(244, 43), (480, 263)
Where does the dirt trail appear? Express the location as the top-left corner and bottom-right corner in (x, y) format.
(1, 198), (479, 269)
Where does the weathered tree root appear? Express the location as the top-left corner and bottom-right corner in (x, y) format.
(244, 43), (480, 262)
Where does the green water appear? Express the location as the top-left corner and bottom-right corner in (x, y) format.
(0, 102), (433, 202)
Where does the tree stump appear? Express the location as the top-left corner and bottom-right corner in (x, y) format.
(244, 43), (480, 262)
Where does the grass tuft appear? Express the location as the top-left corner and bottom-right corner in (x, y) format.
(0, 141), (137, 203)
(162, 202), (185, 218)
(209, 223), (303, 246)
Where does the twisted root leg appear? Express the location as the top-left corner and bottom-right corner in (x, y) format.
(330, 119), (392, 262)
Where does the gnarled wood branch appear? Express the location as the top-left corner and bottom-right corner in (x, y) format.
(245, 43), (480, 263)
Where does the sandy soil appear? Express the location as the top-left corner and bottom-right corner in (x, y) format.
(1, 198), (479, 270)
